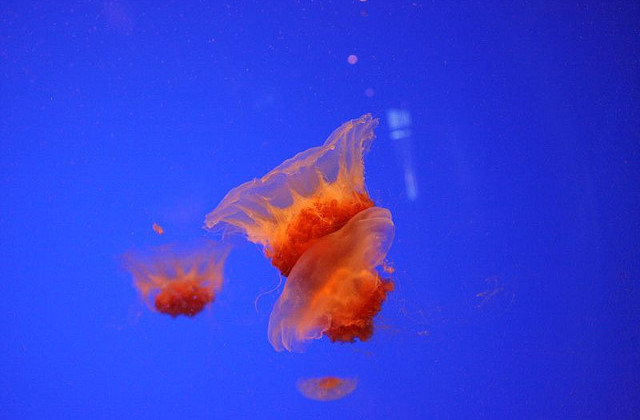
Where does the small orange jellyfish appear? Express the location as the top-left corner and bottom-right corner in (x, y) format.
(297, 376), (358, 401)
(123, 241), (229, 317)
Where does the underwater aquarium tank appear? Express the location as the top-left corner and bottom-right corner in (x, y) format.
(1, 1), (638, 419)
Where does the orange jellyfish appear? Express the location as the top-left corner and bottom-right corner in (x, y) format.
(204, 114), (394, 351)
(268, 206), (394, 351)
(123, 241), (230, 317)
(204, 114), (378, 276)
(297, 376), (358, 401)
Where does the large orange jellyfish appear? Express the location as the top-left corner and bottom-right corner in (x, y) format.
(204, 114), (378, 276)
(297, 376), (358, 401)
(123, 241), (230, 317)
(268, 206), (394, 351)
(204, 114), (394, 351)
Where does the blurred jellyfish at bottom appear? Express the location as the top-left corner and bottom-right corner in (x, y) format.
(297, 376), (358, 401)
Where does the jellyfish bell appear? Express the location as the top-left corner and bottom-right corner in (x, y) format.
(204, 114), (378, 275)
(123, 241), (230, 317)
(268, 206), (395, 352)
(297, 376), (358, 401)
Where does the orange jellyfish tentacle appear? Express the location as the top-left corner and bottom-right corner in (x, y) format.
(265, 191), (374, 276)
(325, 277), (394, 343)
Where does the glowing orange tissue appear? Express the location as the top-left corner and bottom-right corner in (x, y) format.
(124, 242), (229, 317)
(297, 376), (357, 401)
(153, 277), (213, 317)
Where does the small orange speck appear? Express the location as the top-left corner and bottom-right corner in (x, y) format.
(383, 261), (395, 274)
(152, 223), (164, 235)
(347, 54), (358, 65)
(364, 88), (375, 97)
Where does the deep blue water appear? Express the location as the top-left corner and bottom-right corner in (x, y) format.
(1, 1), (639, 419)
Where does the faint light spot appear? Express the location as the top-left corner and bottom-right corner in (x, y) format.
(102, 1), (134, 35)
(364, 88), (375, 97)
(386, 108), (419, 201)
(347, 54), (358, 65)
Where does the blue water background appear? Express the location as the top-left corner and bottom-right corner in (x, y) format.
(1, 1), (638, 419)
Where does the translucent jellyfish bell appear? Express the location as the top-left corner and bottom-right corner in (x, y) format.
(268, 206), (395, 352)
(297, 376), (358, 401)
